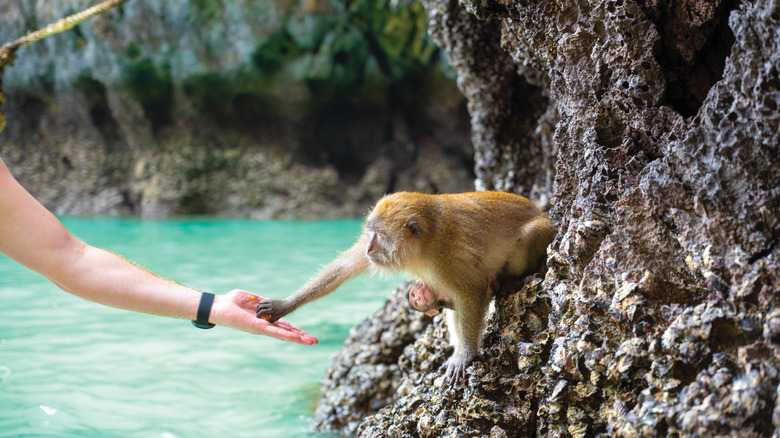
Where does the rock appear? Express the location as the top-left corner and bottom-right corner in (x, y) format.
(310, 280), (431, 436)
(315, 0), (780, 436)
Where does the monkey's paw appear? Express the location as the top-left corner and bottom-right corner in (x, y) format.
(255, 299), (289, 323)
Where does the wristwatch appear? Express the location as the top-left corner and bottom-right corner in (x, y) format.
(191, 292), (216, 329)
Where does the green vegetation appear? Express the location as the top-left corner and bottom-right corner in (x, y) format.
(180, 0), (447, 123)
(123, 58), (173, 132)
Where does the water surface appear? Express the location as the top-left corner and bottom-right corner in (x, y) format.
(0, 218), (404, 437)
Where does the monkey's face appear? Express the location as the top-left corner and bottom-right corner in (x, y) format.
(408, 281), (442, 316)
(364, 196), (424, 271)
(365, 227), (399, 269)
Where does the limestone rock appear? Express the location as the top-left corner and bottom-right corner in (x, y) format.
(314, 0), (780, 436)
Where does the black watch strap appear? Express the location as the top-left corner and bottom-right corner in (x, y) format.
(191, 292), (216, 329)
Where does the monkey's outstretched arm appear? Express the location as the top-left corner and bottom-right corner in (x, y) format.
(256, 236), (371, 322)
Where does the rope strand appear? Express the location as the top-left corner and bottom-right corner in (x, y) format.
(0, 0), (130, 132)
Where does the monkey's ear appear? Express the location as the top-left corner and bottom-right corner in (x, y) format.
(404, 220), (423, 239)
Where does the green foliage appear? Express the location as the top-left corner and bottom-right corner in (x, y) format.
(248, 0), (445, 104)
(378, 3), (434, 64)
(252, 28), (302, 74)
(73, 73), (107, 100)
(113, 0), (453, 130)
(190, 0), (220, 19)
(123, 42), (142, 60)
(300, 23), (371, 93)
(124, 58), (173, 132)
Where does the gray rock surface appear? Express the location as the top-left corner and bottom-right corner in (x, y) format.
(312, 0), (780, 436)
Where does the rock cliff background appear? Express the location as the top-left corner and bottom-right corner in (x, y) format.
(2, 0), (779, 437)
(310, 0), (780, 437)
(0, 0), (474, 218)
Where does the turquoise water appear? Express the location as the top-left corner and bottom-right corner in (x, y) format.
(0, 218), (404, 437)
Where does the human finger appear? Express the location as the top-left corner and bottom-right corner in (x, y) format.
(258, 319), (318, 345)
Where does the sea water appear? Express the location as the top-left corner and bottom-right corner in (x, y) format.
(0, 218), (404, 437)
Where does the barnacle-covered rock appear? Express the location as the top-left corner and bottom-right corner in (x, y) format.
(312, 0), (779, 436)
(764, 308), (780, 344)
(313, 276), (553, 437)
(2, 0), (779, 435)
(310, 281), (430, 435)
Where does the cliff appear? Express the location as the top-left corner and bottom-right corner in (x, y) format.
(2, 0), (778, 436)
(312, 0), (780, 436)
(0, 0), (473, 218)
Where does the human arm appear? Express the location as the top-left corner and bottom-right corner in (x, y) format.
(0, 158), (317, 345)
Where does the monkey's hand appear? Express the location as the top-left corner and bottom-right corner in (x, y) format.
(443, 351), (474, 385)
(408, 281), (440, 316)
(256, 298), (294, 323)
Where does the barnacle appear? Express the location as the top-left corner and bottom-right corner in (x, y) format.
(763, 308), (780, 342)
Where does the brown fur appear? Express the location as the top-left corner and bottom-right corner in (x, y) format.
(257, 191), (557, 384)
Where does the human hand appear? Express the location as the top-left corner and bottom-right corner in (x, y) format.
(210, 290), (318, 345)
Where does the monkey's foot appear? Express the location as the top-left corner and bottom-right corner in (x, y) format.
(442, 355), (472, 385)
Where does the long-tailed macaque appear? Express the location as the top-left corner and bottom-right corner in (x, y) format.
(408, 280), (447, 316)
(257, 191), (556, 384)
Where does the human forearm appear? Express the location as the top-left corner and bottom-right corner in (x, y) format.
(0, 158), (317, 343)
(51, 243), (201, 320)
(40, 238), (318, 342)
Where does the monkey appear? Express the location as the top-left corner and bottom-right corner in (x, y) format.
(256, 191), (557, 384)
(408, 246), (550, 315)
(408, 280), (447, 316)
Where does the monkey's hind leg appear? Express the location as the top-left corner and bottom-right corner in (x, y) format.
(506, 215), (556, 277)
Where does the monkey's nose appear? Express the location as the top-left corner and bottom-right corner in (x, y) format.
(366, 233), (379, 256)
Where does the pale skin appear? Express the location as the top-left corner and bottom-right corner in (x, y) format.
(0, 157), (317, 345)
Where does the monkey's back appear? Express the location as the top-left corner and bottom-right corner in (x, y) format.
(429, 191), (551, 285)
(372, 191), (554, 292)
(433, 191), (543, 239)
